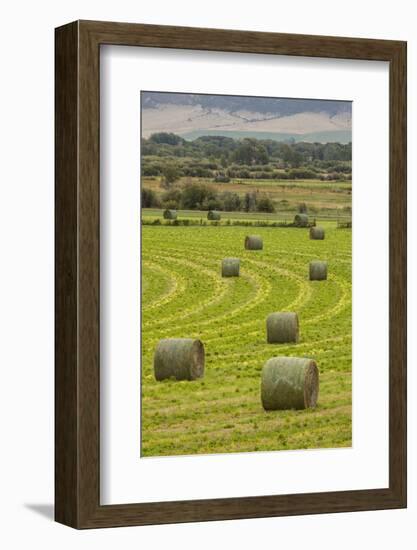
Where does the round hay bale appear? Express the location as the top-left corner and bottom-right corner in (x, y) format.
(294, 213), (309, 227)
(310, 226), (325, 240)
(154, 338), (204, 381)
(163, 209), (177, 220)
(261, 357), (319, 410)
(207, 210), (221, 221)
(266, 312), (299, 344)
(245, 235), (263, 250)
(309, 260), (327, 281)
(222, 258), (240, 277)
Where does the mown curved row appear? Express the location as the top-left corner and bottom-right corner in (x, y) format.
(141, 224), (352, 457)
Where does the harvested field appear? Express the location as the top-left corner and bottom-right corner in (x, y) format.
(141, 222), (352, 457)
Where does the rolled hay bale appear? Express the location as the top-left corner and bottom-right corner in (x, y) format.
(310, 226), (325, 240)
(294, 213), (309, 227)
(222, 258), (240, 277)
(309, 260), (328, 281)
(207, 210), (221, 221)
(261, 357), (319, 410)
(245, 235), (263, 250)
(154, 338), (205, 381)
(266, 312), (299, 344)
(163, 209), (177, 220)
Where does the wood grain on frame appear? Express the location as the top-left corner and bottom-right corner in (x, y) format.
(55, 20), (407, 529)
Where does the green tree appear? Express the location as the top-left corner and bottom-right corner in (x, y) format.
(149, 132), (184, 145)
(219, 191), (241, 212)
(280, 144), (302, 167)
(141, 188), (160, 208)
(181, 182), (217, 210)
(243, 191), (257, 212)
(256, 197), (275, 213)
(220, 154), (228, 168)
(233, 139), (269, 165)
(161, 163), (181, 189)
(161, 188), (182, 208)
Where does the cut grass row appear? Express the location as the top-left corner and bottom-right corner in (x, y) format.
(141, 224), (352, 456)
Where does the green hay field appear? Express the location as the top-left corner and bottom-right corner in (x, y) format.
(141, 222), (352, 457)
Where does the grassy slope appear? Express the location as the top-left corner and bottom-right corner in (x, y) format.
(141, 224), (352, 457)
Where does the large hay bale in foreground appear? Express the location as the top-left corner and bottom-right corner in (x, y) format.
(261, 357), (319, 410)
(245, 235), (263, 250)
(163, 209), (177, 220)
(266, 312), (299, 343)
(310, 226), (325, 240)
(309, 260), (328, 281)
(222, 258), (240, 277)
(294, 213), (309, 227)
(207, 210), (221, 221)
(154, 338), (205, 381)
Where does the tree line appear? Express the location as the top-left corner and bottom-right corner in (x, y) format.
(142, 132), (352, 164)
(142, 182), (276, 213)
(142, 133), (352, 182)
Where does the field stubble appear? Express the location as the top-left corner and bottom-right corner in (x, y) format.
(141, 223), (352, 457)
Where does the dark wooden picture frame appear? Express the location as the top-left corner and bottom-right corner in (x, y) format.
(55, 20), (407, 529)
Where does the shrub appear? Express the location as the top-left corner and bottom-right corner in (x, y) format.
(288, 168), (317, 179)
(274, 171), (291, 179)
(149, 132), (185, 146)
(218, 191), (241, 212)
(256, 197), (276, 213)
(227, 168), (251, 179)
(202, 197), (222, 211)
(141, 187), (160, 208)
(213, 173), (230, 183)
(161, 163), (182, 189)
(243, 191), (257, 212)
(142, 164), (161, 176)
(161, 188), (182, 209)
(181, 182), (217, 210)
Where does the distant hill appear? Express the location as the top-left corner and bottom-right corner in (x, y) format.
(181, 129), (352, 144)
(141, 92), (352, 144)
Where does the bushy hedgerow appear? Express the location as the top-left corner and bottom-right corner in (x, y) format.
(142, 184), (276, 213)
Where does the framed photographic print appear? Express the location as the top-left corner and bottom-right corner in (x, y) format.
(55, 20), (407, 528)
